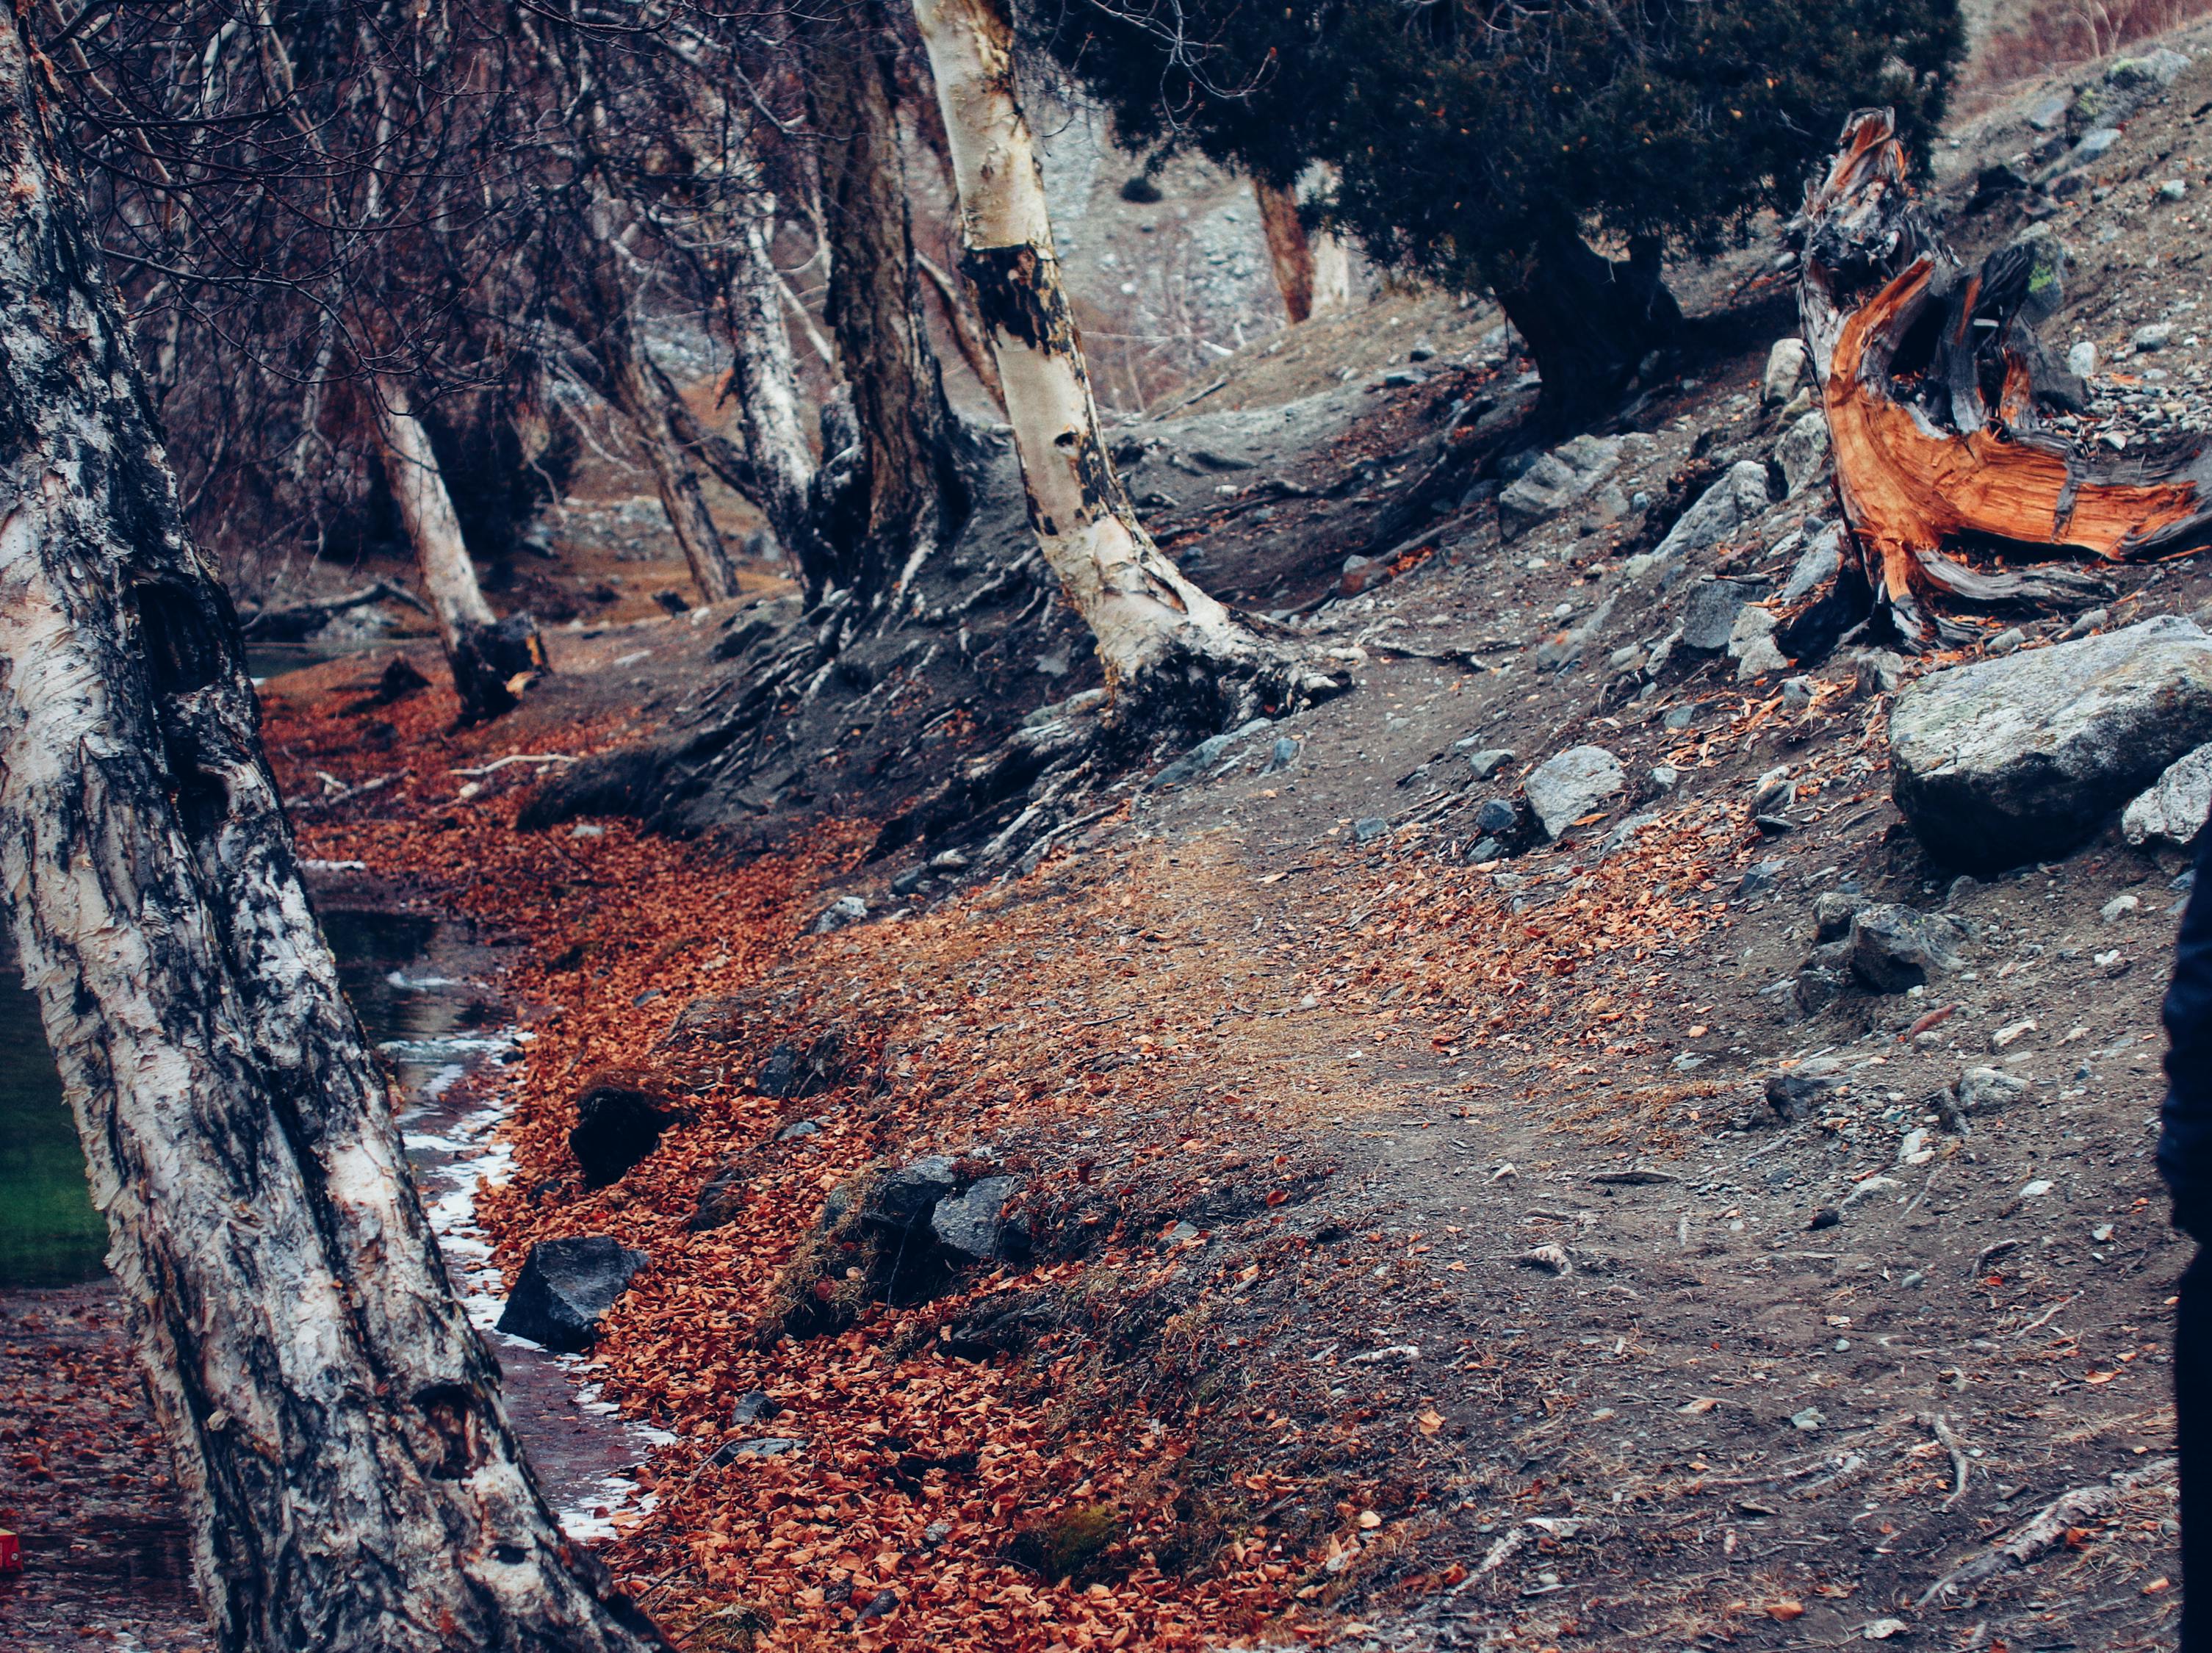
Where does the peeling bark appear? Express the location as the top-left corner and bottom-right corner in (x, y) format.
(371, 381), (544, 719)
(1801, 109), (2212, 644)
(909, 0), (1339, 730)
(803, 0), (968, 612)
(0, 16), (664, 1653)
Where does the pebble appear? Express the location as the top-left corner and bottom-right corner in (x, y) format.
(2102, 893), (2140, 922)
(1790, 1407), (1826, 1432)
(2133, 322), (2176, 352)
(1354, 816), (1391, 844)
(1984, 627), (2026, 655)
(1663, 704), (1698, 730)
(2160, 179), (2189, 201)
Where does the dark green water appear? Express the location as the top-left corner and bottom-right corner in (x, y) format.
(0, 968), (107, 1288)
(0, 907), (450, 1290)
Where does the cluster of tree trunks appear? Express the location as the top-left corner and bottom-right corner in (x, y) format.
(1801, 108), (2212, 645)
(0, 12), (666, 1649)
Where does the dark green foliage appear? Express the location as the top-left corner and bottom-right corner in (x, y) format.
(1040, 0), (1964, 429)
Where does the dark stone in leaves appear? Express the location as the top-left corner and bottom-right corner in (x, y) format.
(756, 1030), (846, 1098)
(568, 1078), (680, 1188)
(495, 1236), (646, 1353)
(930, 1175), (1029, 1263)
(865, 1157), (958, 1234)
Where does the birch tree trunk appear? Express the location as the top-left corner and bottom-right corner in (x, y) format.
(370, 381), (544, 720)
(0, 18), (664, 1653)
(910, 0), (1336, 728)
(1251, 177), (1350, 327)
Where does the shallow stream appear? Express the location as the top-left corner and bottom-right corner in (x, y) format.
(0, 876), (652, 1538)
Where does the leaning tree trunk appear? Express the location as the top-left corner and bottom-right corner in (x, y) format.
(1489, 227), (1681, 438)
(589, 276), (743, 603)
(0, 19), (665, 1653)
(909, 0), (1338, 730)
(371, 381), (544, 720)
(804, 0), (968, 613)
(1799, 109), (2212, 647)
(1251, 177), (1350, 326)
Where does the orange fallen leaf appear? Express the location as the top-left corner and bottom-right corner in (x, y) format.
(1767, 1600), (1805, 1621)
(1416, 1408), (1444, 1436)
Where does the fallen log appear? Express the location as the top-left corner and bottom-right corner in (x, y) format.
(1800, 109), (2212, 646)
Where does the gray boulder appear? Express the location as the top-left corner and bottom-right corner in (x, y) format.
(1779, 525), (1845, 605)
(813, 895), (868, 934)
(1523, 746), (1626, 839)
(1679, 578), (1770, 651)
(496, 1236), (647, 1353)
(1848, 904), (1965, 993)
(1768, 1057), (1847, 1119)
(1888, 616), (2212, 869)
(1812, 890), (1871, 943)
(1774, 413), (1831, 497)
(930, 1175), (1029, 1263)
(1497, 434), (1624, 536)
(2122, 741), (2212, 847)
(1647, 461), (1772, 569)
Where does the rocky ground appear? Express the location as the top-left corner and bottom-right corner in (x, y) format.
(20, 32), (2212, 1653)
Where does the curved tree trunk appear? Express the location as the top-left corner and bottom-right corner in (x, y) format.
(803, 0), (968, 613)
(1251, 177), (1350, 326)
(909, 0), (1337, 730)
(371, 381), (544, 720)
(1490, 228), (1681, 438)
(0, 19), (664, 1653)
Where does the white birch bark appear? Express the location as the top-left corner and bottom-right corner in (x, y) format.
(0, 15), (663, 1652)
(910, 0), (1329, 720)
(370, 381), (541, 719)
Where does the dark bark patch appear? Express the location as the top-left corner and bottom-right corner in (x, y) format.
(413, 1382), (488, 1481)
(960, 245), (1074, 356)
(132, 581), (223, 696)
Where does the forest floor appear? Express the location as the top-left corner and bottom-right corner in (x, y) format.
(15, 30), (2212, 1653)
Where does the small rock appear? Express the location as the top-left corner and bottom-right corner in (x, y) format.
(496, 1236), (647, 1353)
(1663, 704), (1698, 731)
(1774, 412), (1831, 497)
(1738, 860), (1789, 898)
(2075, 126), (2122, 162)
(1812, 891), (1872, 942)
(1649, 765), (1680, 791)
(2101, 893), (2140, 922)
(1957, 1067), (2031, 1114)
(1853, 649), (1904, 697)
(1464, 747), (1516, 781)
(1763, 338), (1809, 406)
(1680, 578), (1770, 652)
(890, 865), (930, 897)
(1647, 461), (1773, 570)
(1523, 745), (1626, 839)
(1984, 627), (2026, 655)
(1752, 765), (1797, 814)
(859, 1157), (959, 1234)
(2028, 93), (2072, 131)
(1767, 1058), (1846, 1118)
(2020, 1178), (2055, 1200)
(732, 1389), (782, 1424)
(1780, 525), (1845, 604)
(1408, 338), (1435, 362)
(710, 1436), (806, 1464)
(1863, 1619), (1911, 1642)
(1780, 676), (1815, 711)
(1263, 736), (1301, 774)
(2123, 740), (2212, 847)
(775, 1117), (819, 1142)
(1807, 1206), (1842, 1231)
(929, 1174), (1028, 1263)
(1474, 797), (1521, 837)
(2134, 322), (2176, 353)
(568, 1078), (681, 1189)
(1790, 1407), (1826, 1432)
(1848, 904), (1964, 993)
(2067, 339), (2098, 378)
(813, 895), (868, 934)
(923, 1520), (954, 1547)
(1354, 816), (1391, 844)
(2161, 179), (2190, 201)
(1519, 1244), (1572, 1275)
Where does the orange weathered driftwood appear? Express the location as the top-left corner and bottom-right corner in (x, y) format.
(1801, 109), (2212, 644)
